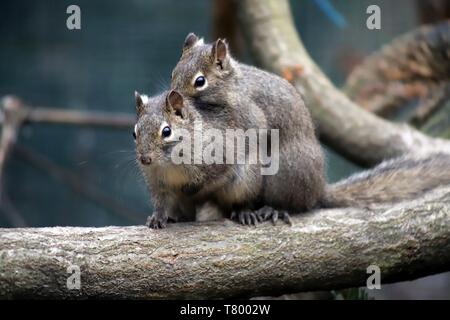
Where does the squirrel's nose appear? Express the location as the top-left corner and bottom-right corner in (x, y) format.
(140, 154), (152, 165)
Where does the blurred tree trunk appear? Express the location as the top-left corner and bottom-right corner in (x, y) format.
(235, 0), (450, 166)
(343, 21), (450, 141)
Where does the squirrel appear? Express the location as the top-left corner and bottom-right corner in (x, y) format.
(135, 33), (450, 229)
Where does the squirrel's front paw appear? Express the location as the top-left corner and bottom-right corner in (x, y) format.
(230, 209), (259, 226)
(146, 212), (168, 229)
(255, 206), (292, 226)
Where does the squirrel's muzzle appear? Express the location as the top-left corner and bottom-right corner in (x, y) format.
(139, 154), (152, 165)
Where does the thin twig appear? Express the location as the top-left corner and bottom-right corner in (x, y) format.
(26, 108), (135, 129)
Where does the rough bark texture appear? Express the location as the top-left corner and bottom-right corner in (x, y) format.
(236, 0), (450, 166)
(1, 185), (450, 299)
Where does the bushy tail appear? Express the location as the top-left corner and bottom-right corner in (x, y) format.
(321, 153), (450, 208)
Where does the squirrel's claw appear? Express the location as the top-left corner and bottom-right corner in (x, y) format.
(255, 206), (292, 226)
(231, 209), (258, 226)
(146, 213), (168, 229)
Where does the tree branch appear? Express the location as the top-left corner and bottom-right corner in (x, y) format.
(235, 0), (450, 166)
(1, 95), (135, 129)
(1, 185), (450, 299)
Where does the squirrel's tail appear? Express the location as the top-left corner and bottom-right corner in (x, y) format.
(321, 152), (450, 208)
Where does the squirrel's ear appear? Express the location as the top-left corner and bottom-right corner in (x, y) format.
(166, 90), (184, 117)
(183, 32), (199, 52)
(135, 91), (144, 116)
(211, 39), (228, 70)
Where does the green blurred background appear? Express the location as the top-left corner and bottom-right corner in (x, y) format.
(1, 0), (449, 300)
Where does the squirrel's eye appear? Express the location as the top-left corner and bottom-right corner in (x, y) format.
(161, 126), (171, 138)
(133, 125), (137, 140)
(194, 76), (206, 88)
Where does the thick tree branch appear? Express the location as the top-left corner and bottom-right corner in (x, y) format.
(1, 185), (450, 299)
(0, 97), (27, 198)
(236, 0), (450, 166)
